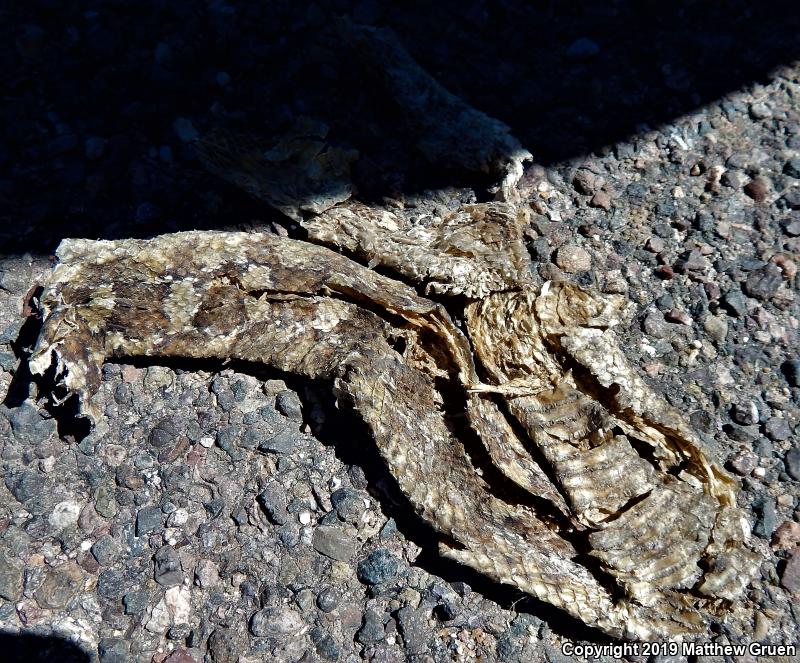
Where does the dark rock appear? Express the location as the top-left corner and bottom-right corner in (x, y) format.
(496, 631), (520, 661)
(98, 638), (130, 663)
(215, 425), (241, 452)
(379, 518), (397, 540)
(720, 289), (748, 317)
(357, 549), (400, 585)
(753, 498), (778, 539)
(84, 136), (106, 161)
(91, 534), (119, 566)
(164, 649), (197, 663)
(781, 550), (800, 593)
(5, 469), (45, 504)
(312, 525), (357, 561)
(0, 554), (24, 601)
(743, 176), (770, 202)
(208, 629), (239, 663)
(204, 498), (225, 519)
(396, 605), (429, 655)
(258, 428), (300, 454)
(781, 360), (800, 387)
(97, 569), (129, 600)
(357, 608), (386, 644)
(781, 215), (800, 236)
(257, 484), (288, 525)
(754, 437), (773, 458)
(724, 423), (758, 444)
(148, 416), (182, 449)
(529, 237), (551, 261)
(626, 182), (648, 206)
(720, 170), (744, 188)
(728, 450), (758, 476)
(187, 620), (209, 649)
(167, 623), (192, 641)
(278, 523), (300, 548)
(316, 586), (340, 613)
(764, 417), (792, 441)
(231, 379), (249, 403)
(689, 410), (714, 434)
(743, 263), (782, 300)
(8, 402), (57, 444)
(136, 505), (163, 536)
(211, 377), (235, 411)
(572, 169), (598, 194)
(154, 545), (184, 587)
(781, 188), (800, 210)
(427, 582), (460, 621)
(347, 465), (369, 490)
(123, 590), (149, 615)
(275, 390), (303, 420)
(310, 625), (340, 661)
(785, 447), (800, 481)
(331, 488), (367, 523)
(232, 507), (248, 526)
(785, 158), (800, 179)
(655, 293), (675, 311)
(642, 311), (672, 339)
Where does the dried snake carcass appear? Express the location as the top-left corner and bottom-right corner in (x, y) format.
(29, 201), (760, 640)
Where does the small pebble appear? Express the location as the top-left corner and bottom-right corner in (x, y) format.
(743, 176), (770, 202)
(772, 521), (800, 550)
(764, 417), (791, 441)
(566, 37), (600, 59)
(730, 401), (759, 426)
(572, 169), (597, 195)
(780, 550), (800, 593)
(784, 448), (800, 481)
(665, 308), (692, 325)
(784, 158), (800, 179)
(743, 263), (782, 300)
(357, 549), (400, 585)
(589, 190), (611, 210)
(781, 215), (800, 236)
(554, 245), (592, 273)
(728, 450), (758, 476)
(703, 315), (728, 342)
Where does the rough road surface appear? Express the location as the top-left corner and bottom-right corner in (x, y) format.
(2, 3), (800, 662)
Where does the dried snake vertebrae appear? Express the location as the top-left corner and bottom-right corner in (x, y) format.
(30, 201), (760, 640)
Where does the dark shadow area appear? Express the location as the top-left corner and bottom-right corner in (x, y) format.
(2, 0), (799, 253)
(0, 631), (92, 663)
(2, 293), (43, 409)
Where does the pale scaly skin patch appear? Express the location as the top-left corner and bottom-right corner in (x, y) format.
(30, 206), (761, 640)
